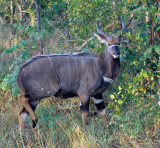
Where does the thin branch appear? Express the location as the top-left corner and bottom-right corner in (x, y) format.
(129, 2), (143, 10)
(10, 0), (14, 25)
(104, 14), (134, 31)
(81, 7), (93, 28)
(34, 0), (41, 31)
(0, 15), (6, 24)
(54, 39), (85, 43)
(126, 14), (134, 27)
(17, 3), (22, 24)
(75, 36), (93, 52)
(104, 22), (115, 30)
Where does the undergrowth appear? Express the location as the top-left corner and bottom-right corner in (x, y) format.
(0, 96), (159, 148)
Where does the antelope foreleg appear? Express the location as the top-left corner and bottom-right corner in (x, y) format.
(79, 95), (90, 127)
(100, 108), (108, 130)
(93, 96), (108, 130)
(18, 94), (38, 126)
(81, 111), (89, 127)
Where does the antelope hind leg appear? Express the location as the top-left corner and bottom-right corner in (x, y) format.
(18, 94), (38, 128)
(18, 107), (28, 131)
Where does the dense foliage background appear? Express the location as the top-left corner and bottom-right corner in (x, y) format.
(0, 0), (159, 147)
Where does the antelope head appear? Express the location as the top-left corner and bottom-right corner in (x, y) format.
(95, 18), (126, 59)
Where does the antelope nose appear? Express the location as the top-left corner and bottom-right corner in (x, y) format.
(113, 53), (120, 58)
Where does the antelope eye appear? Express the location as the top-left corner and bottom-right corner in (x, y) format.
(108, 44), (111, 46)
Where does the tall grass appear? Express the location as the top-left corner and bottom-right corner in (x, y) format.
(0, 97), (159, 148)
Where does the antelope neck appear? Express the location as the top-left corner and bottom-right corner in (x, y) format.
(99, 48), (120, 80)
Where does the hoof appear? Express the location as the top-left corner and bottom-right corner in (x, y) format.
(32, 119), (38, 128)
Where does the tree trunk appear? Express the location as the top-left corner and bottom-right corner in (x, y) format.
(0, 15), (6, 24)
(10, 0), (14, 25)
(17, 3), (23, 25)
(34, 0), (43, 55)
(34, 0), (41, 31)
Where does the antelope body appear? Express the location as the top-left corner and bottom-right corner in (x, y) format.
(17, 19), (126, 130)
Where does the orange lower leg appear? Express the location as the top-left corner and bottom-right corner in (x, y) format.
(18, 94), (38, 123)
(18, 108), (25, 131)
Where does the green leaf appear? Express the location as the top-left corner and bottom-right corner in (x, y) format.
(139, 56), (145, 62)
(110, 94), (115, 99)
(20, 40), (27, 46)
(34, 32), (39, 38)
(156, 26), (160, 31)
(117, 100), (123, 105)
(146, 47), (152, 53)
(1, 45), (19, 56)
(154, 45), (160, 54)
(39, 32), (44, 39)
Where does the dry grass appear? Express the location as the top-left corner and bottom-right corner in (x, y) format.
(0, 98), (106, 148)
(0, 96), (159, 148)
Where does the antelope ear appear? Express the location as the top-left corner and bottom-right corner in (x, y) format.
(116, 34), (126, 42)
(94, 33), (108, 44)
(118, 34), (126, 42)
